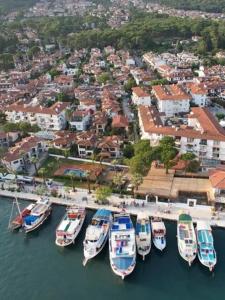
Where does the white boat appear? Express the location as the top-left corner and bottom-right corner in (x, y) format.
(55, 206), (86, 247)
(83, 209), (112, 265)
(23, 198), (52, 233)
(177, 213), (197, 266)
(109, 213), (136, 279)
(196, 221), (217, 271)
(135, 212), (151, 260)
(151, 217), (166, 251)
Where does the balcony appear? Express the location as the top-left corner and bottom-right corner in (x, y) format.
(175, 139), (181, 147)
(199, 145), (207, 152)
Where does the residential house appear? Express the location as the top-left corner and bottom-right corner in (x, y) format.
(69, 110), (91, 131)
(97, 135), (123, 159)
(76, 132), (97, 158)
(112, 114), (129, 132)
(2, 136), (47, 172)
(92, 111), (108, 135)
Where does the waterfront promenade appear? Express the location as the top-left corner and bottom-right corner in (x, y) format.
(1, 186), (225, 228)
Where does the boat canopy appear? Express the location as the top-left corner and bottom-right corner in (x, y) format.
(94, 209), (111, 219)
(24, 215), (38, 225)
(179, 214), (192, 222)
(57, 219), (80, 234)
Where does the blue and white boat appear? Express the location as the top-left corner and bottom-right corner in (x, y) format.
(83, 209), (112, 265)
(23, 198), (52, 233)
(136, 212), (151, 260)
(109, 213), (136, 279)
(196, 221), (217, 271)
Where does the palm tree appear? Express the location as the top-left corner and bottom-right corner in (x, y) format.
(86, 170), (91, 193)
(30, 156), (38, 175)
(64, 149), (70, 159)
(56, 156), (61, 169)
(113, 173), (124, 195)
(90, 153), (97, 164)
(70, 173), (76, 192)
(19, 150), (28, 172)
(131, 173), (143, 197)
(39, 167), (47, 184)
(95, 187), (112, 205)
(111, 159), (118, 172)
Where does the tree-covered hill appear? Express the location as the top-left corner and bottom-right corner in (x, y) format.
(0, 0), (39, 15)
(148, 0), (225, 13)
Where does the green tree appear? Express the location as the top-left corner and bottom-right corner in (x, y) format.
(113, 173), (124, 194)
(161, 148), (177, 174)
(123, 143), (134, 159)
(131, 173), (143, 196)
(69, 173), (76, 192)
(124, 78), (136, 93)
(19, 150), (28, 172)
(97, 72), (110, 85)
(30, 156), (38, 174)
(95, 186), (112, 204)
(216, 113), (225, 121)
(186, 160), (200, 173)
(39, 167), (47, 184)
(27, 46), (41, 59)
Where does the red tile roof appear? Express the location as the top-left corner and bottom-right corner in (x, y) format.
(112, 115), (129, 128)
(132, 87), (149, 98)
(209, 168), (225, 189)
(7, 102), (70, 115)
(139, 105), (225, 141)
(152, 84), (191, 101)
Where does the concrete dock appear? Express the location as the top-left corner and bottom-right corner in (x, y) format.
(1, 188), (225, 228)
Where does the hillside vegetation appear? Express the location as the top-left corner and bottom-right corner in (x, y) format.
(148, 0), (225, 13)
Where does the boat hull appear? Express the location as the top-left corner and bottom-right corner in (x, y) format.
(24, 208), (52, 233)
(197, 253), (216, 271)
(84, 232), (109, 261)
(153, 237), (166, 251)
(178, 244), (196, 266)
(110, 257), (136, 279)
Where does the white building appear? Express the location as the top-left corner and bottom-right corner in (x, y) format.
(2, 136), (48, 172)
(69, 110), (91, 131)
(185, 82), (208, 107)
(6, 102), (70, 131)
(152, 84), (191, 117)
(138, 105), (225, 162)
(132, 87), (151, 106)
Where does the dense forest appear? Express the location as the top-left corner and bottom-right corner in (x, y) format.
(0, 0), (39, 15)
(2, 12), (225, 62)
(66, 13), (225, 54)
(148, 0), (225, 13)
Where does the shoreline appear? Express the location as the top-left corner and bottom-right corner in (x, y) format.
(1, 189), (225, 228)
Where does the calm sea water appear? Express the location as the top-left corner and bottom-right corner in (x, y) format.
(0, 197), (224, 300)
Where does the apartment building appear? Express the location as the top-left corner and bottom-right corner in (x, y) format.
(6, 102), (70, 131)
(152, 84), (191, 117)
(138, 105), (225, 162)
(132, 87), (151, 106)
